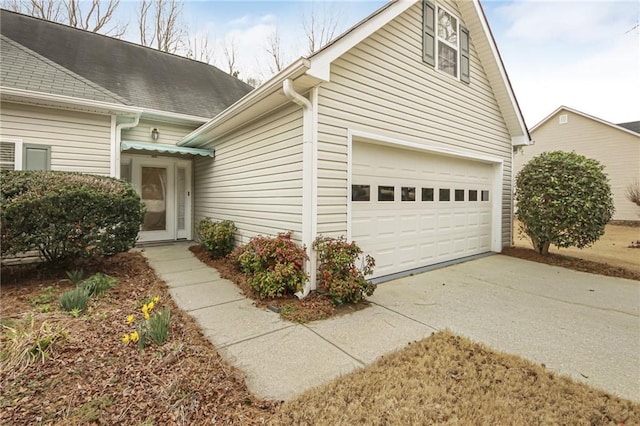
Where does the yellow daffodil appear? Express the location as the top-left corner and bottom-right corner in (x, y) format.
(141, 304), (148, 314)
(130, 331), (139, 342)
(126, 314), (135, 324)
(153, 296), (160, 303)
(147, 301), (154, 311)
(144, 312), (150, 320)
(122, 334), (130, 343)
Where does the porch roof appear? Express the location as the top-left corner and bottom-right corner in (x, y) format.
(121, 141), (214, 157)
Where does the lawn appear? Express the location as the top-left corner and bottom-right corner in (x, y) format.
(1, 248), (639, 424)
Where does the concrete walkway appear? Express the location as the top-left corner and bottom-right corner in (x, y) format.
(142, 243), (640, 402)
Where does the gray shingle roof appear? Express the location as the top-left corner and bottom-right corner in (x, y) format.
(0, 9), (253, 118)
(617, 121), (640, 135)
(1, 35), (126, 104)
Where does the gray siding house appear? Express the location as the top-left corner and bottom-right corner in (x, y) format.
(1, 0), (531, 286)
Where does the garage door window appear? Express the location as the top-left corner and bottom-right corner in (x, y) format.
(468, 190), (478, 201)
(352, 184), (370, 202)
(401, 187), (415, 201)
(439, 188), (450, 201)
(421, 187), (434, 201)
(481, 190), (490, 201)
(455, 189), (465, 201)
(378, 186), (394, 201)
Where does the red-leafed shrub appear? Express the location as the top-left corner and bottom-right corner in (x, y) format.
(236, 232), (308, 299)
(313, 236), (375, 305)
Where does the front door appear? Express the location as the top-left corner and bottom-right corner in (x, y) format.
(123, 155), (192, 242)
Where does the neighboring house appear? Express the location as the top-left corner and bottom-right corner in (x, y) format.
(514, 106), (640, 222)
(0, 0), (531, 285)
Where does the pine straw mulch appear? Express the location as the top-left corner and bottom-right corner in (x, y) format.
(502, 246), (640, 281)
(0, 252), (278, 425)
(188, 245), (367, 323)
(273, 330), (640, 425)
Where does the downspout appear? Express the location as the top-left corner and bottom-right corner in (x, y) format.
(113, 115), (140, 179)
(283, 78), (316, 299)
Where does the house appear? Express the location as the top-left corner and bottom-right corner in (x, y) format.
(514, 106), (640, 222)
(0, 0), (530, 286)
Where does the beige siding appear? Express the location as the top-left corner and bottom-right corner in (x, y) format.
(194, 104), (304, 244)
(0, 102), (112, 175)
(316, 1), (513, 244)
(516, 110), (640, 221)
(122, 119), (198, 145)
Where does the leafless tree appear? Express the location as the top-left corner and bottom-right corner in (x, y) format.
(4, 0), (126, 37)
(626, 179), (640, 209)
(265, 28), (286, 74)
(223, 37), (239, 77)
(301, 1), (342, 55)
(138, 0), (186, 54)
(244, 76), (262, 88)
(185, 31), (215, 64)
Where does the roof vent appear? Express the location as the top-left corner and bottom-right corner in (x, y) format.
(559, 114), (568, 124)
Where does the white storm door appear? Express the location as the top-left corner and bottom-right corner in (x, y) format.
(137, 161), (175, 242)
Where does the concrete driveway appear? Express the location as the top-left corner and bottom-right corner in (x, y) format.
(144, 245), (640, 402)
(370, 255), (640, 402)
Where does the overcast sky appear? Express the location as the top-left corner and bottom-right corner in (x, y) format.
(120, 0), (640, 127)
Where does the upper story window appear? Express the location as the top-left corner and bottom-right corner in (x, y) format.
(423, 1), (470, 83)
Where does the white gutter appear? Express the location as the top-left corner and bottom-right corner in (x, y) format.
(283, 78), (316, 299)
(113, 115), (140, 179)
(179, 58), (311, 147)
(0, 86), (142, 115)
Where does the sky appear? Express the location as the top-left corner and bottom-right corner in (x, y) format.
(117, 0), (640, 127)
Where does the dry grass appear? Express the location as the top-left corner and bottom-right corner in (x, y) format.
(273, 331), (640, 425)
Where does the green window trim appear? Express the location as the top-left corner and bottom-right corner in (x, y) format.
(23, 143), (51, 171)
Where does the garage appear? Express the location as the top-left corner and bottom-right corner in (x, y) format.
(351, 141), (497, 279)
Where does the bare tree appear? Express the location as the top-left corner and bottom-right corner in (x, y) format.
(626, 179), (640, 208)
(4, 0), (126, 37)
(265, 28), (286, 74)
(301, 1), (342, 55)
(186, 31), (215, 64)
(223, 37), (239, 77)
(138, 0), (186, 54)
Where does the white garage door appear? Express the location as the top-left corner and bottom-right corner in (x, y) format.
(351, 142), (494, 279)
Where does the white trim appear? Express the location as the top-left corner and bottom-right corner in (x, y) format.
(470, 0), (530, 143)
(306, 1), (413, 81)
(109, 115), (117, 177)
(530, 105), (640, 137)
(0, 86), (142, 115)
(346, 129), (504, 252)
(0, 137), (23, 170)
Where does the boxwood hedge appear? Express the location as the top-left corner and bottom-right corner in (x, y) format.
(1, 170), (145, 263)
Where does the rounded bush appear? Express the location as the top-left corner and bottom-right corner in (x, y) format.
(237, 232), (309, 299)
(515, 151), (614, 254)
(197, 218), (237, 259)
(1, 170), (145, 263)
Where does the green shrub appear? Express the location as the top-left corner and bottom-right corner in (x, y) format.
(515, 151), (614, 254)
(197, 218), (237, 259)
(237, 232), (309, 299)
(59, 287), (90, 312)
(79, 273), (117, 297)
(0, 170), (145, 264)
(144, 307), (171, 347)
(313, 236), (376, 305)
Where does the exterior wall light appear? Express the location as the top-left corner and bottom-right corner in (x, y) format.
(151, 128), (160, 141)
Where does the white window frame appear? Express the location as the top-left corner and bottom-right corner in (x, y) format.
(0, 137), (24, 170)
(436, 5), (461, 79)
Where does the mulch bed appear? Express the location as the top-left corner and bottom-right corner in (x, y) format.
(502, 246), (640, 281)
(0, 253), (278, 425)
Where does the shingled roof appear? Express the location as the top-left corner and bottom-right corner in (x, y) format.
(617, 121), (640, 135)
(0, 9), (254, 118)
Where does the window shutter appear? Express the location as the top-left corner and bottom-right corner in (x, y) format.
(0, 141), (16, 170)
(423, 0), (436, 66)
(460, 25), (470, 83)
(23, 145), (51, 171)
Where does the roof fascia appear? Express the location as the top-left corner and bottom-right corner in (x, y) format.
(0, 86), (141, 116)
(306, 1), (415, 81)
(531, 106), (640, 138)
(462, 0), (532, 145)
(179, 58), (311, 147)
(140, 108), (210, 125)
